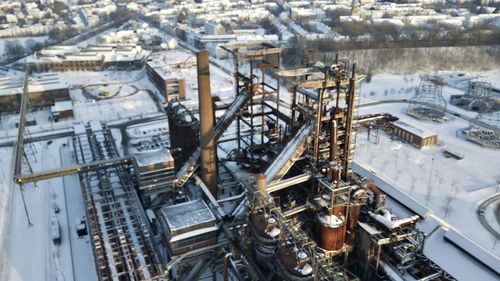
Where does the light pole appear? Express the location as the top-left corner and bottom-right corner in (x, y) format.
(392, 144), (402, 172)
(426, 154), (436, 192)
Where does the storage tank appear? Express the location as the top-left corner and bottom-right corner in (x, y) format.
(315, 211), (345, 251)
(166, 102), (198, 169)
(276, 244), (313, 281)
(249, 211), (280, 271)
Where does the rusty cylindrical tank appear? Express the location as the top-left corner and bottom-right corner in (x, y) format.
(316, 211), (345, 251)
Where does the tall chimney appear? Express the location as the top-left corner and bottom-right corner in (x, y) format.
(196, 51), (218, 198)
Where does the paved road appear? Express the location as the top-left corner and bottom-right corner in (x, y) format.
(477, 193), (500, 239)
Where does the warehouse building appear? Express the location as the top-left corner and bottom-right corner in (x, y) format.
(391, 120), (438, 149)
(51, 100), (74, 121)
(0, 73), (69, 113)
(28, 44), (150, 72)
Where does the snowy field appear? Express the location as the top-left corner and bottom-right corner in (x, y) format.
(355, 72), (500, 258)
(0, 138), (96, 281)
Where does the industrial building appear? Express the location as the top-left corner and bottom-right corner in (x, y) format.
(391, 120), (438, 149)
(145, 52), (189, 101)
(28, 44), (150, 72)
(50, 100), (74, 121)
(0, 73), (69, 113)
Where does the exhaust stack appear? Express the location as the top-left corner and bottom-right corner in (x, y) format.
(196, 51), (217, 197)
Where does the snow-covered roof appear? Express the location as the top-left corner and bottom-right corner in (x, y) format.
(146, 50), (194, 80)
(0, 73), (68, 96)
(393, 120), (437, 138)
(51, 100), (73, 112)
(31, 44), (149, 64)
(160, 200), (216, 232)
(134, 149), (174, 168)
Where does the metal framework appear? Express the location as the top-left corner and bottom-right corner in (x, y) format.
(408, 80), (447, 122)
(465, 111), (500, 149)
(450, 81), (497, 113)
(220, 43), (283, 166)
(73, 121), (164, 281)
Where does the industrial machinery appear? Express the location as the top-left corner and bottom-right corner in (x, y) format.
(148, 44), (457, 281)
(450, 81), (499, 113)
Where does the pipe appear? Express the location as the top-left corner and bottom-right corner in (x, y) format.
(197, 51), (218, 198)
(224, 253), (233, 281)
(330, 120), (337, 162)
(367, 182), (381, 209)
(257, 173), (267, 196)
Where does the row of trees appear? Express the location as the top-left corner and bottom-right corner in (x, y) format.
(48, 26), (78, 41)
(283, 21), (500, 66)
(3, 39), (46, 58)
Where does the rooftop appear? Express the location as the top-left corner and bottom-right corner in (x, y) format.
(160, 200), (215, 232)
(134, 149), (174, 168)
(0, 74), (68, 97)
(393, 120), (437, 138)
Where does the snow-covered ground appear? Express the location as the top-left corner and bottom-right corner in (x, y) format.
(355, 72), (500, 258)
(74, 90), (158, 122)
(0, 138), (87, 281)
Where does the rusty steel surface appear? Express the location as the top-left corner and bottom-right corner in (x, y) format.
(196, 51), (218, 197)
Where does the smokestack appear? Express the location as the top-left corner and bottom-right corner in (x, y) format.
(197, 51), (217, 198)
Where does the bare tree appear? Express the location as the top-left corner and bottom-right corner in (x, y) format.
(4, 40), (25, 58)
(425, 185), (433, 204)
(24, 39), (44, 53)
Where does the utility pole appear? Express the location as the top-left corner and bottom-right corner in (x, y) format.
(425, 154), (436, 204)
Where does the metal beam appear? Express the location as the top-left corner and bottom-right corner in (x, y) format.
(275, 68), (322, 78)
(13, 69), (30, 179)
(266, 173), (312, 193)
(195, 175), (226, 219)
(15, 156), (132, 184)
(297, 79), (338, 89)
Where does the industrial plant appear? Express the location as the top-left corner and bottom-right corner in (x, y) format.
(9, 43), (465, 281)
